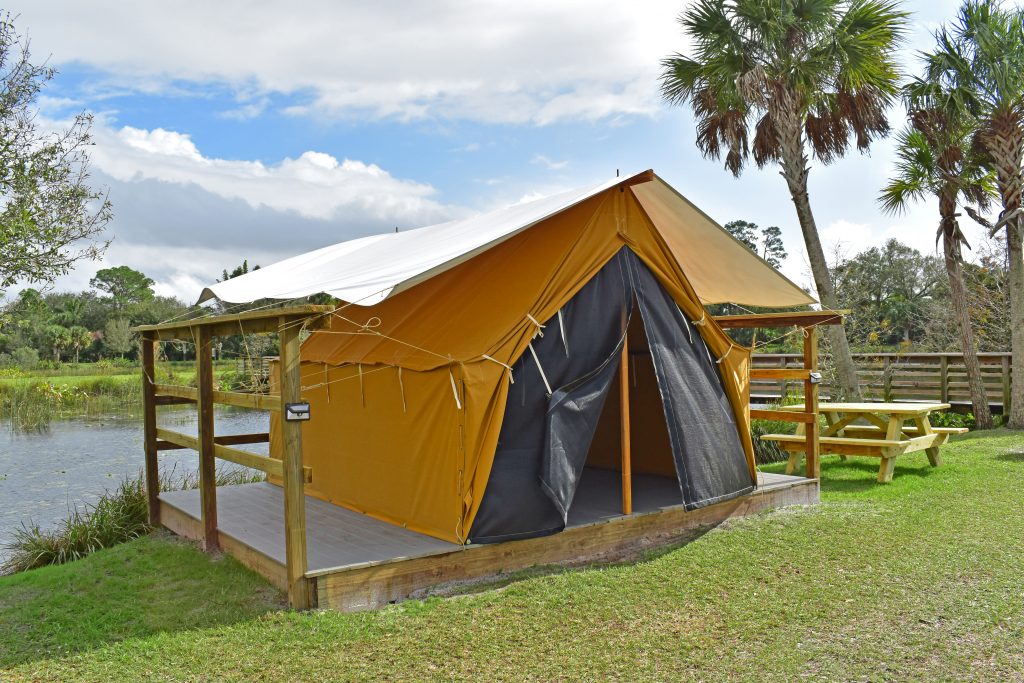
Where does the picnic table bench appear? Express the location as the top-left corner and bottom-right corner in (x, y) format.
(761, 402), (967, 483)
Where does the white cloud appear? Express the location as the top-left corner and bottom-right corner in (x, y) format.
(9, 118), (469, 302)
(531, 154), (569, 171)
(218, 97), (270, 121)
(13, 0), (683, 124)
(90, 124), (454, 223)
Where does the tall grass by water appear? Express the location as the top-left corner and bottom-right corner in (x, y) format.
(1, 468), (265, 575)
(0, 376), (142, 430)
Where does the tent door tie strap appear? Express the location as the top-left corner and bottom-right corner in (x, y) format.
(323, 363), (331, 403)
(481, 354), (515, 383)
(526, 313), (545, 338)
(557, 309), (569, 356)
(692, 310), (707, 327)
(528, 342), (553, 396)
(716, 343), (735, 365)
(449, 367), (463, 410)
(397, 367), (407, 413)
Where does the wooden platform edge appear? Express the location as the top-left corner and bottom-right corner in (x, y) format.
(314, 477), (819, 612)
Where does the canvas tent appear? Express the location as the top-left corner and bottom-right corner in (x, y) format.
(202, 170), (814, 545)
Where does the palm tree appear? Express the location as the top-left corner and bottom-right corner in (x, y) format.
(919, 0), (1024, 427)
(880, 102), (996, 428)
(660, 0), (908, 401)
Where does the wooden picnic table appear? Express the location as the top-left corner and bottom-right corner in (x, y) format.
(762, 402), (967, 483)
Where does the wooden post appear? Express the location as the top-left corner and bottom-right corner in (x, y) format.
(196, 326), (219, 552)
(1002, 354), (1011, 415)
(279, 318), (311, 609)
(620, 313), (632, 516)
(803, 326), (820, 479)
(141, 332), (160, 526)
(778, 355), (787, 402)
(883, 355), (892, 402)
(939, 354), (949, 404)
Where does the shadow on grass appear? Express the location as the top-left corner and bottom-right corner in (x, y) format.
(996, 451), (1024, 462)
(0, 531), (284, 669)
(812, 457), (937, 496)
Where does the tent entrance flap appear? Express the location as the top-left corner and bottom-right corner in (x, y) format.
(469, 248), (752, 544)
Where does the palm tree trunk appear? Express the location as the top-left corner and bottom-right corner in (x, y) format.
(940, 208), (994, 429)
(987, 121), (1024, 427)
(775, 116), (862, 400)
(1007, 219), (1024, 426)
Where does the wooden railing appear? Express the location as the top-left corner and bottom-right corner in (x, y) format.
(136, 304), (333, 609)
(751, 351), (1011, 409)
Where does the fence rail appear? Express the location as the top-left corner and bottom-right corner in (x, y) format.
(752, 351), (1011, 411)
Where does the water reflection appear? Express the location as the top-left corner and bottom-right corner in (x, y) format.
(0, 407), (269, 552)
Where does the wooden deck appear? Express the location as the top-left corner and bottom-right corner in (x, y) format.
(160, 470), (817, 611)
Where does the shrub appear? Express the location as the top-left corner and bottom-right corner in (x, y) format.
(751, 418), (794, 464)
(11, 347), (39, 370)
(929, 410), (979, 430)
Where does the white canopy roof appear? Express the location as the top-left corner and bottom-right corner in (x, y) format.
(199, 170), (814, 308)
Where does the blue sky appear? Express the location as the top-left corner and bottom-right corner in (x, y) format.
(10, 0), (996, 302)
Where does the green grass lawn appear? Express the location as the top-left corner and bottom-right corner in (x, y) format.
(2, 431), (1023, 681)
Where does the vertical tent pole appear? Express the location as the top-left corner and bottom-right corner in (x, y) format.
(196, 325), (219, 551)
(620, 308), (632, 515)
(279, 318), (311, 609)
(141, 332), (160, 526)
(803, 326), (820, 479)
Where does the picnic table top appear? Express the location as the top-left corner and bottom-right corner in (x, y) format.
(780, 402), (951, 415)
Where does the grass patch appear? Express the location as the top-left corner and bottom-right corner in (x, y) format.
(2, 431), (1023, 680)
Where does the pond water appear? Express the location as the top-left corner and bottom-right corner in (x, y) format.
(0, 407), (269, 557)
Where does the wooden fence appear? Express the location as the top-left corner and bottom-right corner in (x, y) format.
(752, 352), (1011, 411)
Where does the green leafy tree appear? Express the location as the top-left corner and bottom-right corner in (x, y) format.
(880, 75), (997, 428)
(834, 240), (943, 345)
(43, 324), (71, 362)
(918, 0), (1024, 426)
(724, 219), (758, 251)
(68, 325), (92, 364)
(724, 220), (788, 268)
(760, 226), (787, 269)
(660, 0), (908, 400)
(90, 266), (155, 311)
(102, 318), (134, 359)
(0, 14), (111, 296)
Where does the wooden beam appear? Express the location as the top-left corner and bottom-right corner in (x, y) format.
(132, 304), (333, 340)
(196, 326), (219, 552)
(714, 311), (848, 329)
(157, 431), (267, 450)
(155, 383), (281, 411)
(803, 326), (820, 479)
(155, 429), (311, 481)
(279, 316), (311, 609)
(154, 395), (196, 406)
(750, 368), (812, 381)
(153, 384), (197, 401)
(213, 390), (280, 411)
(213, 432), (270, 446)
(141, 333), (160, 526)
(156, 427), (199, 450)
(214, 443), (312, 483)
(750, 408), (817, 424)
(620, 313), (632, 516)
